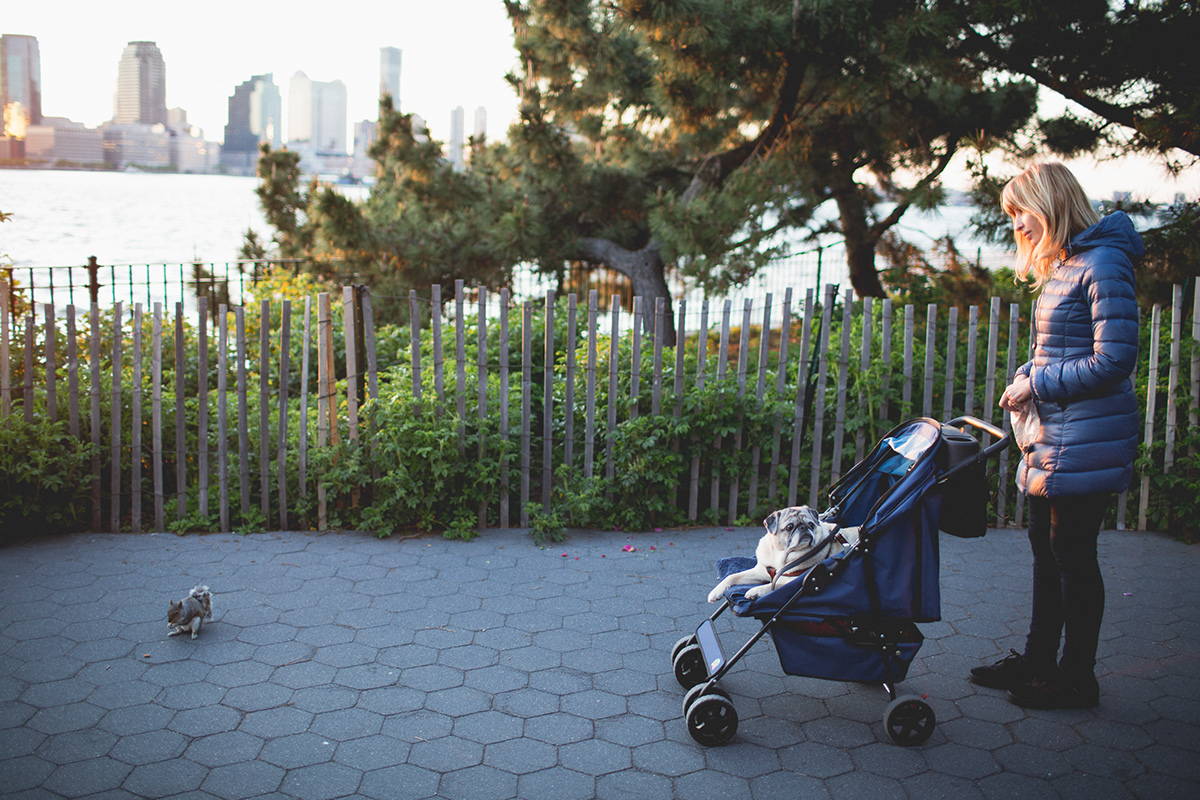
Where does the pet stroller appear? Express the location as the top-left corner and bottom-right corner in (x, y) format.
(672, 416), (1009, 747)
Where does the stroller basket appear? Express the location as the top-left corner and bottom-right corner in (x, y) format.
(672, 416), (1008, 748)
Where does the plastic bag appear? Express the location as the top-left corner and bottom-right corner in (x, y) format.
(1010, 401), (1040, 453)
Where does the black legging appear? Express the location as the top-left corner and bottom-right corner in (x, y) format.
(1024, 493), (1110, 679)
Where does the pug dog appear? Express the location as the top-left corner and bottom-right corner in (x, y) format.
(708, 506), (859, 602)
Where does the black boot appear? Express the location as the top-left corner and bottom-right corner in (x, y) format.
(969, 650), (1047, 690)
(1007, 669), (1100, 709)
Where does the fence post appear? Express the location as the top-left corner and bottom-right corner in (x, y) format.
(1, 273), (9, 417)
(87, 256), (100, 307)
(521, 300), (533, 528)
(1164, 285), (1182, 472)
(131, 304), (143, 533)
(500, 289), (511, 528)
(90, 304), (101, 531)
(152, 304), (165, 532)
(44, 305), (57, 423)
(807, 286), (834, 506)
(110, 303), (123, 533)
(477, 287), (489, 529)
(543, 290), (555, 510)
(1139, 304), (1163, 531)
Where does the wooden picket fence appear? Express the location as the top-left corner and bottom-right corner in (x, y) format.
(1, 276), (1197, 535)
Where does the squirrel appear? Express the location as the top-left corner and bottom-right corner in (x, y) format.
(168, 585), (213, 639)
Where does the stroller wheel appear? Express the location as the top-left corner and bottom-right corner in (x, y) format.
(671, 634), (698, 664)
(686, 694), (738, 746)
(683, 682), (731, 716)
(884, 695), (936, 746)
(673, 643), (707, 689)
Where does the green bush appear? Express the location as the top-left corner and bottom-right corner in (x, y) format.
(0, 416), (96, 540)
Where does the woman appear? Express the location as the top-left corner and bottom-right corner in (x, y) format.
(969, 162), (1143, 709)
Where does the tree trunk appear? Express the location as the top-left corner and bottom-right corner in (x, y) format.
(577, 237), (677, 346)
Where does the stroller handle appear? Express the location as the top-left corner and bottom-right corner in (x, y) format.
(945, 415), (1011, 461)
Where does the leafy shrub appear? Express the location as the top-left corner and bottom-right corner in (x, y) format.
(0, 416), (96, 540)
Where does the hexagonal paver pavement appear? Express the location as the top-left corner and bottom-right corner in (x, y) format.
(1, 525), (1198, 799)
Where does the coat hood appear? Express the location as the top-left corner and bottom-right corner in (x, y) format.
(1067, 211), (1145, 262)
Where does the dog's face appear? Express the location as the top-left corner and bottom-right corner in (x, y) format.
(763, 506), (823, 555)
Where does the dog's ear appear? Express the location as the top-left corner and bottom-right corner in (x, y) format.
(764, 510), (781, 535)
(803, 506), (822, 530)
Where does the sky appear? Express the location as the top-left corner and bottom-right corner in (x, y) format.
(6, 1), (1199, 202)
(6, 1), (523, 146)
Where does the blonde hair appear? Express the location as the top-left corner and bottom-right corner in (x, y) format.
(1000, 162), (1100, 287)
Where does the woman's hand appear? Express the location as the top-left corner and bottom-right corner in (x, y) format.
(1000, 374), (1032, 412)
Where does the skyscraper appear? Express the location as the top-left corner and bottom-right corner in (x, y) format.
(288, 71), (347, 154)
(222, 74), (282, 171)
(448, 105), (465, 170)
(380, 47), (401, 109)
(113, 41), (167, 125)
(1, 34), (42, 137)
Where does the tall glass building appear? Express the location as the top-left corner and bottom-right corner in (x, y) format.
(113, 41), (166, 125)
(222, 73), (282, 170)
(1, 34), (42, 137)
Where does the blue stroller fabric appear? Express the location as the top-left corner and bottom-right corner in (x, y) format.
(711, 419), (953, 682)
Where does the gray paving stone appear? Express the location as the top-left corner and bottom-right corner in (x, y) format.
(1, 526), (1198, 800)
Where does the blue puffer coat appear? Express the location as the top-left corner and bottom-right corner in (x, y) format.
(1016, 211), (1143, 498)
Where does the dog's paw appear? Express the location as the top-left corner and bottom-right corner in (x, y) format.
(707, 588), (724, 603)
(745, 584), (770, 600)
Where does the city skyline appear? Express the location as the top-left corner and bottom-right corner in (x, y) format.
(3, 2), (1199, 202)
(3, 1), (520, 147)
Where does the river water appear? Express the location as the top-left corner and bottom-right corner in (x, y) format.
(0, 168), (1008, 312)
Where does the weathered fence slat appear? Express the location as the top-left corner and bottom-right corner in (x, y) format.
(499, 289), (511, 528)
(151, 303), (164, 531)
(23, 317), (32, 422)
(456, 281), (467, 454)
(922, 304), (936, 419)
(807, 286), (834, 506)
(880, 298), (892, 422)
(131, 304), (143, 533)
(0, 276), (9, 416)
(432, 284), (444, 416)
(965, 306), (979, 417)
(298, 297), (311, 512)
(218, 307), (229, 533)
(543, 291), (555, 509)
(259, 300), (271, 522)
(476, 288), (489, 529)
(983, 298), (1001, 425)
(1192, 284), (1200, 455)
(728, 299), (752, 523)
(67, 306), (79, 439)
(317, 294), (330, 531)
(607, 295), (621, 491)
(585, 290), (597, 484)
(943, 306), (958, 422)
(410, 290), (422, 409)
(855, 296), (872, 463)
(749, 294), (772, 514)
(902, 305), (914, 415)
(832, 290), (852, 484)
(197, 298), (209, 518)
(1139, 304), (1163, 531)
(175, 304), (186, 521)
(652, 297), (665, 417)
(767, 288), (792, 505)
(236, 306), (250, 520)
(109, 303), (123, 532)
(44, 305), (57, 422)
(521, 301), (533, 528)
(712, 299), (732, 519)
(1164, 285), (1182, 472)
(689, 300), (709, 520)
(630, 296), (642, 424)
(788, 289), (814, 508)
(90, 304), (101, 531)
(564, 293), (577, 480)
(1000, 304), (1019, 528)
(278, 300), (291, 531)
